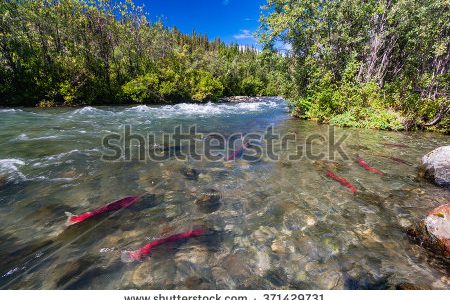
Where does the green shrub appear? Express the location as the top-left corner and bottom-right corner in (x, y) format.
(189, 70), (224, 101)
(37, 100), (56, 108)
(122, 72), (161, 103)
(240, 76), (265, 96)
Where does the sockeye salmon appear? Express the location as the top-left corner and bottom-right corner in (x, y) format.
(383, 143), (409, 148)
(228, 142), (250, 161)
(356, 157), (384, 175)
(65, 195), (142, 226)
(121, 228), (207, 263)
(326, 170), (357, 193)
(377, 154), (412, 166)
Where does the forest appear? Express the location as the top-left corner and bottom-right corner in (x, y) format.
(261, 0), (449, 131)
(0, 0), (449, 132)
(0, 0), (288, 107)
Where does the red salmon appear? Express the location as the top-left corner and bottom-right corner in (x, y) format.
(65, 195), (142, 226)
(356, 157), (384, 175)
(227, 141), (250, 161)
(326, 170), (357, 193)
(121, 228), (207, 262)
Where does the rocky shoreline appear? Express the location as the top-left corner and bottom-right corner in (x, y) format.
(218, 96), (281, 103)
(409, 146), (450, 261)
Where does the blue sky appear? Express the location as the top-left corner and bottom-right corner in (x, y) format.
(134, 0), (266, 46)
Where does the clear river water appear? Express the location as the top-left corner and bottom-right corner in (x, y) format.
(0, 98), (449, 289)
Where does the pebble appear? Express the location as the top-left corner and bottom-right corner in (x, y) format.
(317, 271), (341, 289)
(441, 276), (450, 286)
(398, 218), (412, 228)
(271, 239), (287, 255)
(129, 260), (153, 287)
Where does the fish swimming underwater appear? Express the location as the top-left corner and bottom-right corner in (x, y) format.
(65, 195), (142, 226)
(377, 154), (413, 166)
(121, 228), (207, 263)
(228, 141), (250, 161)
(383, 143), (409, 148)
(356, 156), (384, 175)
(326, 170), (357, 193)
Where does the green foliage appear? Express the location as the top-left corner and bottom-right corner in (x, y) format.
(189, 70), (224, 102)
(122, 72), (160, 103)
(37, 100), (56, 108)
(0, 0), (287, 107)
(260, 0), (450, 131)
(240, 76), (265, 96)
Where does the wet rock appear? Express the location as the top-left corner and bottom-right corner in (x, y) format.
(219, 96), (265, 103)
(395, 282), (425, 290)
(175, 245), (210, 265)
(211, 266), (236, 289)
(420, 146), (450, 188)
(222, 254), (251, 279)
(0, 175), (7, 188)
(43, 260), (82, 289)
(316, 271), (342, 289)
(271, 239), (287, 255)
(424, 204), (450, 257)
(180, 166), (200, 181)
(265, 268), (288, 287)
(398, 218), (412, 229)
(255, 248), (271, 275)
(129, 260), (153, 287)
(312, 160), (345, 171)
(251, 226), (277, 244)
(184, 276), (209, 289)
(195, 189), (222, 213)
(407, 203), (450, 258)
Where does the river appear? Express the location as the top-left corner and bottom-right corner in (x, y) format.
(0, 98), (449, 289)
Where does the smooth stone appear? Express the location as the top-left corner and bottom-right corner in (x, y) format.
(175, 245), (209, 265)
(180, 166), (200, 181)
(398, 218), (412, 228)
(252, 226), (277, 243)
(271, 239), (287, 255)
(425, 203), (450, 257)
(222, 254), (251, 278)
(43, 260), (82, 289)
(420, 146), (450, 188)
(407, 204), (450, 259)
(129, 260), (153, 287)
(211, 267), (236, 289)
(316, 271), (342, 289)
(195, 189), (222, 213)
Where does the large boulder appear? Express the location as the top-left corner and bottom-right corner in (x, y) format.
(425, 204), (450, 258)
(421, 146), (450, 188)
(407, 203), (450, 259)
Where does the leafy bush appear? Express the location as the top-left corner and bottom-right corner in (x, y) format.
(37, 100), (56, 108)
(240, 76), (265, 96)
(189, 70), (224, 101)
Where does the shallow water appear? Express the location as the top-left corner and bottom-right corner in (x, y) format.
(0, 98), (449, 290)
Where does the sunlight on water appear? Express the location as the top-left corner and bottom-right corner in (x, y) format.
(0, 98), (449, 289)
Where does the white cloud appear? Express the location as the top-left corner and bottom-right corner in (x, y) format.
(233, 29), (255, 40)
(222, 0), (230, 5)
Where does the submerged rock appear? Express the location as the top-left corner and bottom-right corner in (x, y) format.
(195, 189), (222, 213)
(407, 203), (450, 258)
(0, 175), (7, 188)
(420, 146), (450, 188)
(425, 204), (450, 257)
(180, 166), (200, 181)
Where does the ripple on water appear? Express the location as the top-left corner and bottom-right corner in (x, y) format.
(0, 99), (449, 289)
